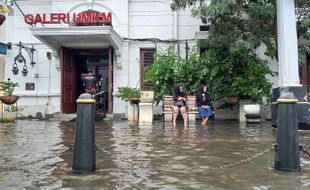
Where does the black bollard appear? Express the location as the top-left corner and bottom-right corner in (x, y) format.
(72, 93), (96, 173)
(274, 92), (300, 172)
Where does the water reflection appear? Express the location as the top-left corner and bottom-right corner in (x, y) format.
(0, 120), (309, 189)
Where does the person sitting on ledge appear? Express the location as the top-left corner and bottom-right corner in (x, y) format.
(173, 84), (188, 127)
(196, 85), (212, 127)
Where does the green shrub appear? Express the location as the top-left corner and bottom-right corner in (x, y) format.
(0, 79), (19, 96)
(116, 87), (140, 102)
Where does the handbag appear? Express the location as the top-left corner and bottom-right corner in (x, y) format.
(175, 100), (185, 107)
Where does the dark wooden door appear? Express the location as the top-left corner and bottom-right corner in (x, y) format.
(307, 54), (310, 88)
(61, 47), (76, 113)
(301, 54), (310, 87)
(108, 46), (113, 114)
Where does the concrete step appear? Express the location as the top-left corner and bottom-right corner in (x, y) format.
(48, 113), (77, 121)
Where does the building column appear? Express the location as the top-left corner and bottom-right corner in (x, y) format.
(277, 0), (299, 86)
(272, 0), (310, 129)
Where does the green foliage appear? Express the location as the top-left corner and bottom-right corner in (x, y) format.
(144, 46), (275, 105)
(202, 45), (276, 104)
(116, 87), (140, 102)
(0, 4), (10, 14)
(143, 47), (179, 104)
(7, 105), (23, 112)
(171, 0), (310, 63)
(143, 46), (208, 104)
(0, 80), (19, 96)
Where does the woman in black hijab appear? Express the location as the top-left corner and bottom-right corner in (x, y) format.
(173, 84), (187, 127)
(196, 85), (212, 127)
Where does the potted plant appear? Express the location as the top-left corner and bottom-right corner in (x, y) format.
(0, 78), (20, 105)
(0, 4), (10, 25)
(116, 86), (140, 121)
(116, 86), (140, 104)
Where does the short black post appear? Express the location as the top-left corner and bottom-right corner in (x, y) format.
(274, 92), (300, 172)
(72, 93), (96, 173)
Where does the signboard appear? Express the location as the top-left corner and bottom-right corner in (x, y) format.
(25, 83), (35, 90)
(24, 12), (112, 25)
(0, 42), (7, 55)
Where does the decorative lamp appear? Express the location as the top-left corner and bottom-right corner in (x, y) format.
(21, 65), (28, 76)
(12, 63), (19, 75)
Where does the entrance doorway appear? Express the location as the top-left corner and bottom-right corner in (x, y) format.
(61, 47), (113, 114)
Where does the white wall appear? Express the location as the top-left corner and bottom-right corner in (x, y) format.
(4, 0), (60, 117)
(3, 0), (277, 120)
(113, 0), (202, 114)
(0, 14), (6, 83)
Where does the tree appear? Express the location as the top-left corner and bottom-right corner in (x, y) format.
(171, 0), (310, 63)
(202, 43), (276, 104)
(143, 46), (275, 105)
(143, 47), (208, 104)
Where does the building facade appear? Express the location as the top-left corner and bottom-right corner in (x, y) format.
(0, 0), (308, 120)
(1, 0), (206, 117)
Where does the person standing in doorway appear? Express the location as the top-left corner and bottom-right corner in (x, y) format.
(82, 70), (97, 94)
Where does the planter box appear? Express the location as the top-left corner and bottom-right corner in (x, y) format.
(0, 95), (20, 105)
(243, 104), (261, 115)
(0, 14), (6, 25)
(127, 101), (139, 122)
(0, 112), (17, 122)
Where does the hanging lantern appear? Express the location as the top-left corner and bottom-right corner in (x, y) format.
(12, 63), (19, 75)
(22, 65), (28, 76)
(11, 41), (36, 76)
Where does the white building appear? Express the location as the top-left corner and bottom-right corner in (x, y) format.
(0, 0), (205, 118)
(0, 0), (308, 120)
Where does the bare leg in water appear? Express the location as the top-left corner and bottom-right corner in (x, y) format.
(180, 106), (187, 127)
(173, 106), (180, 127)
(201, 117), (208, 127)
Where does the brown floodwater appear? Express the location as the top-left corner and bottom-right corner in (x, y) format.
(0, 120), (309, 190)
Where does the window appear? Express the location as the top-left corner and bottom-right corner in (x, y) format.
(140, 48), (156, 90)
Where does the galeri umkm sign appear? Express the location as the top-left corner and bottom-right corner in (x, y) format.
(24, 12), (112, 25)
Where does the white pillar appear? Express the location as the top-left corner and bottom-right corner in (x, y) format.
(139, 103), (153, 124)
(277, 0), (300, 86)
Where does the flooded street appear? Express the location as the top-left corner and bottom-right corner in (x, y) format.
(0, 120), (310, 189)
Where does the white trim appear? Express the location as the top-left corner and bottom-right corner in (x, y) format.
(29, 26), (123, 59)
(14, 92), (60, 97)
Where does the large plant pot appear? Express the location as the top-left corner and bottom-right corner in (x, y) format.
(0, 95), (20, 105)
(140, 91), (154, 103)
(0, 112), (17, 122)
(243, 104), (260, 115)
(129, 98), (140, 104)
(127, 101), (139, 122)
(0, 14), (6, 25)
(226, 96), (239, 104)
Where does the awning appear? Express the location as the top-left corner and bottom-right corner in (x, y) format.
(30, 26), (123, 67)
(30, 26), (122, 51)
